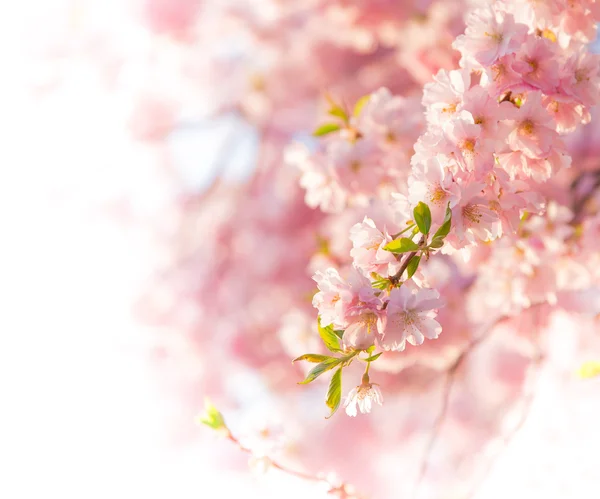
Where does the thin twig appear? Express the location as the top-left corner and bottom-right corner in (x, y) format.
(464, 349), (545, 499)
(389, 236), (425, 286)
(410, 315), (507, 499)
(223, 431), (364, 498)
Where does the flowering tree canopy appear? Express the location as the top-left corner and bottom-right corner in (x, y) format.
(32, 0), (600, 498)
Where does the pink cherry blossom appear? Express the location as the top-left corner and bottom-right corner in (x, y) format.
(443, 112), (495, 176)
(512, 37), (560, 94)
(408, 156), (461, 225)
(453, 6), (527, 68)
(422, 69), (471, 126)
(312, 268), (353, 329)
(342, 297), (384, 351)
(349, 217), (398, 277)
(448, 182), (500, 248)
(559, 50), (600, 108)
(460, 85), (518, 137)
(506, 92), (559, 158)
(377, 286), (444, 352)
(480, 53), (527, 97)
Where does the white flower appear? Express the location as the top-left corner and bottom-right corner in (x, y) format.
(343, 379), (383, 417)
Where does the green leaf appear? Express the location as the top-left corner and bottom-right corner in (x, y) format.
(313, 123), (341, 137)
(406, 255), (421, 279)
(413, 202), (432, 235)
(353, 94), (371, 117)
(293, 354), (333, 363)
(372, 278), (390, 290)
(364, 352), (383, 362)
(429, 238), (444, 249)
(333, 329), (344, 340)
(432, 204), (452, 240)
(328, 105), (348, 122)
(197, 398), (226, 430)
(299, 357), (343, 384)
(384, 237), (420, 253)
(325, 367), (343, 418)
(318, 319), (342, 352)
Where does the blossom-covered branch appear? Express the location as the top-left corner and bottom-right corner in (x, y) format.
(289, 0), (600, 418)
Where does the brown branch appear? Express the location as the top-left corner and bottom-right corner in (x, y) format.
(410, 315), (508, 499)
(464, 349), (545, 499)
(223, 431), (364, 498)
(570, 169), (600, 225)
(411, 363), (458, 499)
(389, 236), (425, 286)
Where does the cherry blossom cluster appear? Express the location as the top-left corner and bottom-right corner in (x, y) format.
(285, 89), (424, 213)
(292, 0), (600, 418)
(31, 0), (600, 497)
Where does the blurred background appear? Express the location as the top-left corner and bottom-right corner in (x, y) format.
(2, 1), (600, 498)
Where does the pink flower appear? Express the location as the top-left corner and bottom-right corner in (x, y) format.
(559, 1), (599, 42)
(449, 182), (500, 246)
(422, 69), (471, 126)
(453, 7), (528, 68)
(411, 127), (447, 166)
(312, 268), (353, 329)
(543, 94), (591, 134)
(408, 157), (461, 225)
(486, 171), (541, 236)
(327, 137), (388, 197)
(522, 149), (571, 182)
(312, 266), (382, 343)
(559, 51), (600, 108)
(461, 86), (518, 138)
(342, 299), (384, 351)
(506, 92), (559, 158)
(512, 37), (560, 94)
(349, 217), (398, 277)
(344, 378), (383, 417)
(357, 88), (424, 148)
(443, 112), (495, 176)
(480, 54), (527, 97)
(377, 286), (444, 352)
(286, 143), (347, 213)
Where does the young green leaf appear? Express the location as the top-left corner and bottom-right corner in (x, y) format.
(333, 329), (344, 340)
(328, 105), (348, 122)
(432, 204), (453, 240)
(413, 202), (432, 235)
(384, 237), (420, 253)
(429, 238), (444, 249)
(313, 123), (341, 137)
(364, 352), (383, 362)
(372, 278), (390, 290)
(353, 94), (371, 117)
(292, 354), (333, 363)
(318, 319), (342, 352)
(325, 367), (343, 419)
(406, 255), (421, 278)
(298, 357), (343, 384)
(197, 398), (226, 430)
